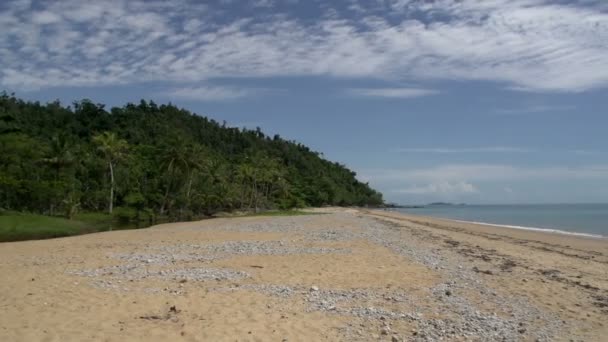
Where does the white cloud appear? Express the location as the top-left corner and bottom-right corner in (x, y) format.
(165, 86), (258, 101)
(348, 87), (438, 98)
(359, 163), (608, 203)
(252, 0), (275, 8)
(1, 0), (607, 92)
(494, 105), (576, 115)
(392, 147), (531, 153)
(394, 181), (479, 194)
(571, 149), (598, 155)
(391, 147), (602, 155)
(31, 11), (61, 24)
(363, 164), (608, 184)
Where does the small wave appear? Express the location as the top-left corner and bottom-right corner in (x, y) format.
(449, 219), (605, 239)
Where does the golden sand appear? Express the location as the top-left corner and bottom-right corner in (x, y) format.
(0, 208), (605, 341)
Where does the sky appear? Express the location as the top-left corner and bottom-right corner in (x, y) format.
(1, 0), (607, 205)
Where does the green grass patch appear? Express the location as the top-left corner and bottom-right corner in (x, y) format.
(0, 209), (319, 242)
(72, 212), (112, 224)
(0, 212), (129, 242)
(0, 214), (93, 242)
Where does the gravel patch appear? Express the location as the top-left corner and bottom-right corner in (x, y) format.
(67, 212), (564, 341)
(345, 215), (562, 341)
(69, 265), (249, 282)
(204, 213), (563, 341)
(214, 284), (298, 298)
(111, 241), (350, 265)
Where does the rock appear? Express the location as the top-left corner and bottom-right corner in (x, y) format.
(391, 335), (400, 342)
(518, 328), (527, 334)
(310, 286), (319, 292)
(445, 290), (452, 296)
(381, 327), (391, 335)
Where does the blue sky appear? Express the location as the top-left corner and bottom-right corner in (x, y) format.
(1, 0), (607, 204)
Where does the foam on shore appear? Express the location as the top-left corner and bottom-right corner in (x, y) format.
(448, 218), (605, 239)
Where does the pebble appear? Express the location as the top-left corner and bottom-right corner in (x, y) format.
(65, 212), (562, 341)
(69, 266), (249, 283)
(110, 240), (350, 266)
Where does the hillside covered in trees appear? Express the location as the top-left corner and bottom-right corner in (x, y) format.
(0, 93), (383, 223)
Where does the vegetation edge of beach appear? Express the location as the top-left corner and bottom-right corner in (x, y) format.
(0, 209), (320, 242)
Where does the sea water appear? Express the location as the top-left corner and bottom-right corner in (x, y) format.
(395, 204), (608, 238)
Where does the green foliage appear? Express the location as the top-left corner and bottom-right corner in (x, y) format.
(0, 92), (384, 227)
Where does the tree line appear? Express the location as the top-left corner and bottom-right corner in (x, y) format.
(0, 93), (383, 222)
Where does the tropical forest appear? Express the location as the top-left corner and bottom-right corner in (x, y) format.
(0, 93), (383, 240)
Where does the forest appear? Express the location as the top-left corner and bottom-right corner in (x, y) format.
(0, 92), (383, 225)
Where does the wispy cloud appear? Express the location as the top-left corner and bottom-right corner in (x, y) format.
(363, 164), (608, 184)
(571, 149), (598, 156)
(361, 163), (608, 202)
(31, 10), (61, 24)
(391, 147), (602, 155)
(1, 0), (607, 92)
(392, 147), (531, 153)
(165, 86), (260, 101)
(494, 105), (576, 115)
(394, 181), (479, 195)
(347, 87), (438, 99)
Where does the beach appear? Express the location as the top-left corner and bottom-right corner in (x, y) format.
(0, 208), (606, 341)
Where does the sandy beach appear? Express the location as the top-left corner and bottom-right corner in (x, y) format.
(0, 208), (606, 341)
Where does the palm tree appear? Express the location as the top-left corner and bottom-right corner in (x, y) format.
(93, 132), (128, 214)
(41, 135), (75, 216)
(157, 137), (201, 215)
(43, 135), (74, 181)
(236, 162), (255, 210)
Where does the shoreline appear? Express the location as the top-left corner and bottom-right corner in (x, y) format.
(380, 208), (607, 239)
(448, 218), (605, 239)
(362, 208), (608, 257)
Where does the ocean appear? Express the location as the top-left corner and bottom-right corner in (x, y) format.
(394, 204), (608, 238)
